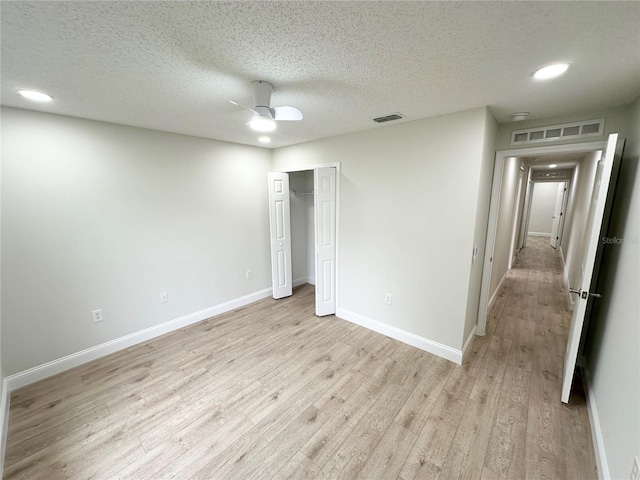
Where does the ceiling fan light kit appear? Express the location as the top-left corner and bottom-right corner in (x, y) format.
(232, 80), (303, 134)
(248, 115), (277, 132)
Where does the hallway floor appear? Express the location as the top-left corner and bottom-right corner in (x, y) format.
(481, 235), (597, 479)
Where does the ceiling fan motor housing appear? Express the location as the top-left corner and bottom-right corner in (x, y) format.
(253, 105), (274, 119)
(251, 80), (273, 110)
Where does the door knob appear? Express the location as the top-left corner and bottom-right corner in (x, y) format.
(570, 287), (603, 299)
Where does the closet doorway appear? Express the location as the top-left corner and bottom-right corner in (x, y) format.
(267, 165), (338, 316)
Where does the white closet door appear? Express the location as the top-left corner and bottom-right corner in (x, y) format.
(268, 172), (292, 299)
(314, 167), (337, 316)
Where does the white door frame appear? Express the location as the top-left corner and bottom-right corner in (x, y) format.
(278, 162), (341, 313)
(518, 177), (534, 250)
(476, 141), (607, 336)
(508, 168), (525, 268)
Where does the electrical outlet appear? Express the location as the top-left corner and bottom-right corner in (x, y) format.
(631, 456), (640, 480)
(246, 270), (252, 280)
(385, 293), (392, 305)
(160, 292), (168, 304)
(91, 309), (103, 323)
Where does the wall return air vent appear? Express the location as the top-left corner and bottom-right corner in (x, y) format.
(511, 118), (605, 145)
(373, 113), (404, 123)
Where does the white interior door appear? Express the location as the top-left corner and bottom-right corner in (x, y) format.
(314, 167), (337, 316)
(268, 172), (293, 299)
(549, 182), (565, 248)
(561, 134), (620, 403)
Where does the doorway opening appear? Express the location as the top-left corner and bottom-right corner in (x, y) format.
(289, 170), (316, 289)
(267, 164), (339, 316)
(477, 136), (622, 403)
(524, 179), (569, 250)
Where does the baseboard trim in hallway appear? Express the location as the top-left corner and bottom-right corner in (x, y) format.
(583, 366), (611, 480)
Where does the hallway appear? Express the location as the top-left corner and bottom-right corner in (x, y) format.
(481, 235), (597, 479)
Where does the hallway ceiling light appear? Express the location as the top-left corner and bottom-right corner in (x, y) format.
(548, 164), (558, 168)
(258, 135), (271, 144)
(17, 89), (53, 102)
(533, 63), (570, 80)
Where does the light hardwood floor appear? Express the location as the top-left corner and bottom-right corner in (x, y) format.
(4, 237), (597, 479)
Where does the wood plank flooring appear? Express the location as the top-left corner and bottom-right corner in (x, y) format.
(4, 236), (597, 479)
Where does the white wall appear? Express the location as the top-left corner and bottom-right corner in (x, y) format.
(528, 181), (559, 236)
(289, 170), (315, 285)
(586, 96), (640, 480)
(561, 151), (600, 295)
(489, 157), (521, 299)
(273, 107), (495, 351)
(1, 107), (273, 375)
(463, 108), (498, 342)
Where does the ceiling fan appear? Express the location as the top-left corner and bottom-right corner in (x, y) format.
(230, 80), (303, 133)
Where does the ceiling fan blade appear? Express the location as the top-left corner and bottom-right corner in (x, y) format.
(273, 106), (303, 121)
(230, 99), (258, 115)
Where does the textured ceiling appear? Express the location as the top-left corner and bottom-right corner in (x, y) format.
(1, 1), (639, 149)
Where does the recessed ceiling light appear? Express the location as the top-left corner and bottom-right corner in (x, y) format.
(17, 89), (53, 102)
(247, 116), (276, 133)
(258, 136), (271, 144)
(533, 63), (570, 80)
(548, 164), (558, 169)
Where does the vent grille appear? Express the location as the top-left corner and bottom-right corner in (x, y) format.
(581, 123), (601, 135)
(534, 170), (569, 180)
(373, 113), (404, 123)
(511, 118), (605, 145)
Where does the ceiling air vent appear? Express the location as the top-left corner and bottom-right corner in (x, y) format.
(373, 113), (404, 123)
(511, 118), (605, 145)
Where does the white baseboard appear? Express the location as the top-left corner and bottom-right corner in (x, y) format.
(462, 325), (477, 362)
(560, 248), (575, 311)
(488, 271), (508, 308)
(528, 232), (552, 237)
(582, 366), (610, 480)
(336, 308), (462, 364)
(293, 277), (315, 287)
(5, 287), (273, 392)
(0, 377), (9, 480)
